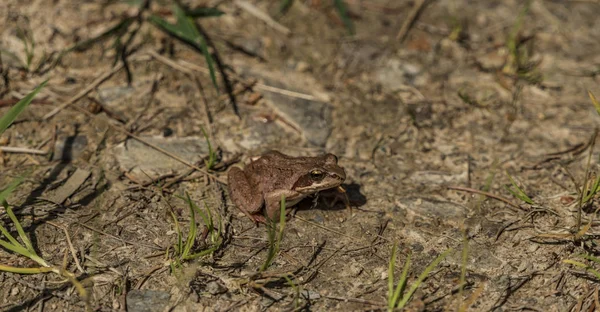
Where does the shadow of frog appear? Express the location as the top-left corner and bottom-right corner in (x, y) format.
(293, 182), (367, 214)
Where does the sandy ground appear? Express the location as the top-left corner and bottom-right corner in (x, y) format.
(1, 0), (600, 311)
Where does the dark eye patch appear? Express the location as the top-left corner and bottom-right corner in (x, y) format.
(310, 170), (325, 180)
(292, 170), (326, 190)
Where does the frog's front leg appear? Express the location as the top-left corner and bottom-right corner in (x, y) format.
(227, 167), (265, 224)
(264, 190), (302, 222)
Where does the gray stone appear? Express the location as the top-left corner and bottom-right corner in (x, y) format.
(113, 136), (209, 182)
(233, 64), (334, 147)
(301, 289), (321, 300)
(375, 58), (428, 90)
(205, 280), (228, 295)
(396, 197), (467, 221)
(126, 289), (170, 312)
(97, 86), (135, 105)
(262, 90), (332, 146)
(409, 170), (468, 185)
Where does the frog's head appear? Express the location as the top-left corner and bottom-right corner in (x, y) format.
(292, 153), (346, 195)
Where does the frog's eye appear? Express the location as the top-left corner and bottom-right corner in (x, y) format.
(310, 170), (325, 180)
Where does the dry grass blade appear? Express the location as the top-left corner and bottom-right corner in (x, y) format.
(396, 0), (426, 42)
(234, 0), (291, 35)
(447, 186), (523, 210)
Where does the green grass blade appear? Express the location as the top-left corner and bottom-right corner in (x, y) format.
(0, 224), (21, 250)
(0, 176), (26, 249)
(589, 91), (600, 116)
(214, 211), (223, 247)
(0, 264), (54, 274)
(260, 196), (287, 272)
(506, 1), (531, 67)
(0, 80), (47, 136)
(190, 199), (209, 229)
(185, 244), (218, 260)
(67, 18), (133, 53)
(505, 171), (534, 204)
(187, 7), (225, 18)
(200, 126), (215, 170)
(0, 238), (29, 257)
(5, 206), (34, 252)
(583, 175), (600, 203)
(333, 0), (355, 35)
(182, 193), (198, 259)
(203, 202), (214, 233)
(174, 4), (200, 39)
(196, 34), (218, 93)
(563, 259), (600, 280)
(387, 244), (396, 309)
(0, 176), (24, 204)
(391, 251), (411, 309)
(396, 248), (453, 308)
(279, 0), (294, 14)
(169, 209), (183, 255)
(277, 195), (286, 244)
(149, 4), (219, 93)
(577, 253), (600, 264)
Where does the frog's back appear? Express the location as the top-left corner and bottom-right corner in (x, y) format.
(252, 151), (317, 194)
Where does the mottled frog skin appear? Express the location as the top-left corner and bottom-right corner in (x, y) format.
(227, 151), (346, 223)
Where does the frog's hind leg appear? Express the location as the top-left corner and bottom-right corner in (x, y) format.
(227, 167), (265, 224)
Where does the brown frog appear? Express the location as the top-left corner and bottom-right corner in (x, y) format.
(227, 150), (346, 224)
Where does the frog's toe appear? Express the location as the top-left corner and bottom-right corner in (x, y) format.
(251, 214), (267, 225)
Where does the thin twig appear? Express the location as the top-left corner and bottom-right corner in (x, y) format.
(234, 0), (291, 35)
(46, 221), (85, 274)
(43, 62), (125, 119)
(396, 0), (428, 42)
(0, 146), (47, 155)
(295, 215), (391, 242)
(254, 83), (322, 102)
(321, 294), (383, 306)
(75, 222), (162, 250)
(44, 82), (226, 184)
(175, 57), (324, 102)
(447, 186), (525, 210)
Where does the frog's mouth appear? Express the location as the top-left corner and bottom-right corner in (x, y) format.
(293, 172), (345, 194)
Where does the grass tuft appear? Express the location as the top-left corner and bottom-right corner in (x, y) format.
(170, 193), (223, 270)
(563, 254), (600, 280)
(260, 196), (287, 272)
(0, 201), (90, 309)
(504, 171), (534, 205)
(0, 80), (90, 309)
(200, 126), (216, 170)
(387, 244), (453, 311)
